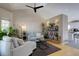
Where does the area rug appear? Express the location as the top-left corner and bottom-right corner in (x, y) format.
(30, 42), (61, 56)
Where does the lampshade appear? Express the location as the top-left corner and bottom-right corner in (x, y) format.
(21, 25), (26, 31)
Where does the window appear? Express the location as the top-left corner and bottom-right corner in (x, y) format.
(1, 20), (10, 32)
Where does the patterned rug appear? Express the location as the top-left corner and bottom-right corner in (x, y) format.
(30, 42), (61, 56)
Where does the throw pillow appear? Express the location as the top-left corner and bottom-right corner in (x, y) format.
(17, 39), (24, 46)
(11, 37), (19, 48)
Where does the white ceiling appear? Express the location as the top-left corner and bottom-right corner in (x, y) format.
(0, 3), (46, 11)
(0, 3), (79, 22)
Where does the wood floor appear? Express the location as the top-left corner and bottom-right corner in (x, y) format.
(47, 40), (79, 56)
(48, 39), (61, 44)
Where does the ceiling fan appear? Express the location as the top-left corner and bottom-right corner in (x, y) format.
(25, 3), (44, 13)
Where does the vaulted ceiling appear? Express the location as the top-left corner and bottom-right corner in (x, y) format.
(0, 3), (79, 22)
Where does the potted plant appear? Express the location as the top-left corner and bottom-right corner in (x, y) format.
(8, 27), (14, 37)
(0, 26), (16, 45)
(0, 27), (7, 40)
(0, 26), (16, 55)
(0, 27), (8, 56)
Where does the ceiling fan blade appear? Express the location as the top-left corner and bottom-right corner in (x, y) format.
(35, 6), (44, 9)
(34, 8), (36, 13)
(25, 5), (34, 9)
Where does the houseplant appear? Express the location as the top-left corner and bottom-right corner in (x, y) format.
(0, 26), (8, 55)
(0, 26), (16, 55)
(0, 27), (7, 40)
(8, 27), (15, 37)
(0, 26), (16, 40)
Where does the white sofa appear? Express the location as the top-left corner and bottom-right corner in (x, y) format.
(12, 41), (36, 56)
(0, 36), (36, 56)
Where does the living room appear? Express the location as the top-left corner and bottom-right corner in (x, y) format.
(0, 3), (79, 56)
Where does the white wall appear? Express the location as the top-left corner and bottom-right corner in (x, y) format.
(13, 10), (45, 33)
(0, 8), (13, 26)
(69, 22), (79, 29)
(62, 14), (68, 44)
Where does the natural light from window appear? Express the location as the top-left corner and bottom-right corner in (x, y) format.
(1, 20), (10, 32)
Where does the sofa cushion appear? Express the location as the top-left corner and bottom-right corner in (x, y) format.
(17, 39), (24, 46)
(12, 41), (36, 56)
(11, 37), (19, 48)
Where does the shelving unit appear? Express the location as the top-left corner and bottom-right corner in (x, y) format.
(42, 14), (68, 44)
(48, 23), (59, 40)
(42, 22), (59, 40)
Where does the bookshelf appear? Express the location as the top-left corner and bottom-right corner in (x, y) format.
(48, 23), (59, 40)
